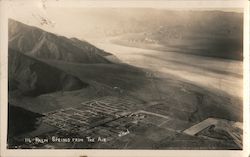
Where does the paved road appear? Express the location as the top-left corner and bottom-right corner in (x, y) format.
(134, 110), (170, 119)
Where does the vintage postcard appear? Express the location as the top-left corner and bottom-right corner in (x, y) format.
(0, 0), (249, 157)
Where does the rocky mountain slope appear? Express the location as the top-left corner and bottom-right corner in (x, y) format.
(9, 19), (111, 63)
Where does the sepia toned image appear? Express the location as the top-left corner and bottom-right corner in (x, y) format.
(5, 1), (244, 150)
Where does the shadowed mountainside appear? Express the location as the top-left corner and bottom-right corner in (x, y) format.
(8, 48), (88, 96)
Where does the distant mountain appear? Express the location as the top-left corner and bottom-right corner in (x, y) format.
(8, 19), (111, 63)
(109, 10), (243, 60)
(8, 48), (88, 96)
(69, 9), (242, 60)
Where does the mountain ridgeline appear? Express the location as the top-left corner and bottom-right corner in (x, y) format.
(8, 19), (111, 63)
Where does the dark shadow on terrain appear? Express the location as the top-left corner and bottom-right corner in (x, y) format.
(7, 104), (44, 147)
(8, 49), (89, 97)
(43, 59), (149, 92)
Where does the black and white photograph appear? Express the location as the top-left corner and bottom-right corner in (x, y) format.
(1, 0), (246, 152)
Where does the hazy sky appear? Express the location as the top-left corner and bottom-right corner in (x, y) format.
(5, 0), (244, 39)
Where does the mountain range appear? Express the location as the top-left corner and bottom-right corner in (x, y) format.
(9, 19), (111, 63)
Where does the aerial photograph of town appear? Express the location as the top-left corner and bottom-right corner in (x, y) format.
(7, 2), (243, 150)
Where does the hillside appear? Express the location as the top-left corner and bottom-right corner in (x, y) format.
(8, 19), (111, 63)
(8, 48), (88, 96)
